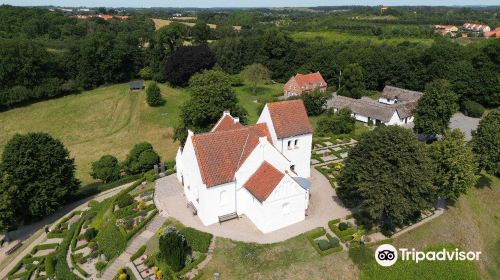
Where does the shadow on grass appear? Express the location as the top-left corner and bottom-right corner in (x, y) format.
(475, 174), (492, 189)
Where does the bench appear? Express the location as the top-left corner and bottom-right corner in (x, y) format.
(6, 241), (22, 255)
(187, 201), (197, 216)
(218, 212), (238, 223)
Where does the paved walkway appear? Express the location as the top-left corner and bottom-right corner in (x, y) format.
(0, 182), (134, 280)
(155, 169), (352, 244)
(101, 214), (167, 280)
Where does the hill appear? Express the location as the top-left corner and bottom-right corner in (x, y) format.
(0, 81), (283, 185)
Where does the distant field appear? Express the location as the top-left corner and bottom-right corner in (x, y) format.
(0, 83), (189, 185)
(234, 83), (284, 123)
(291, 31), (434, 45)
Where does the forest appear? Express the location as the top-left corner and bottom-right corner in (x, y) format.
(0, 5), (499, 111)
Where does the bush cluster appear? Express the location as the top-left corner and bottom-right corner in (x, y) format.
(461, 100), (485, 118)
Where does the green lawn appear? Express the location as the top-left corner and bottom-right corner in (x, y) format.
(291, 31), (434, 46)
(0, 82), (189, 184)
(393, 173), (500, 280)
(349, 243), (480, 280)
(198, 233), (360, 280)
(234, 83), (284, 123)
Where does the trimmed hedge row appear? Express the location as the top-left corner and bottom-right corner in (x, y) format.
(329, 220), (355, 242)
(306, 227), (342, 256)
(30, 242), (58, 254)
(55, 216), (84, 280)
(180, 227), (213, 253)
(125, 209), (158, 240)
(130, 245), (147, 261)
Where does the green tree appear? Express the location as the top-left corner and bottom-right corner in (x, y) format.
(139, 67), (153, 80)
(164, 44), (217, 87)
(174, 69), (247, 143)
(90, 155), (121, 183)
(430, 129), (478, 202)
(155, 22), (188, 53)
(0, 133), (79, 220)
(337, 126), (436, 230)
(159, 225), (190, 272)
(122, 142), (160, 175)
(240, 63), (271, 94)
(191, 22), (211, 44)
(146, 82), (165, 107)
(338, 63), (365, 99)
(317, 108), (355, 135)
(301, 89), (329, 116)
(414, 79), (458, 136)
(0, 174), (18, 233)
(471, 110), (500, 176)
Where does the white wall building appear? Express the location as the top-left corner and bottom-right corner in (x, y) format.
(175, 100), (313, 233)
(328, 85), (423, 126)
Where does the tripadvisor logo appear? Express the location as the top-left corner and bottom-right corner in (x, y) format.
(375, 244), (481, 267)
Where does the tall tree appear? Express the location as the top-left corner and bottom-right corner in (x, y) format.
(165, 44), (216, 87)
(471, 110), (500, 176)
(174, 69), (247, 143)
(337, 126), (436, 230)
(430, 129), (478, 202)
(155, 22), (188, 53)
(338, 63), (365, 99)
(414, 79), (458, 136)
(90, 155), (121, 183)
(191, 22), (211, 44)
(146, 82), (165, 106)
(159, 225), (190, 272)
(0, 133), (79, 220)
(0, 174), (18, 233)
(301, 90), (329, 116)
(122, 142), (160, 175)
(317, 108), (355, 135)
(240, 63), (271, 94)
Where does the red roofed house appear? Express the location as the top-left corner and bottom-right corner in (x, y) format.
(175, 100), (312, 233)
(283, 72), (327, 98)
(484, 27), (500, 38)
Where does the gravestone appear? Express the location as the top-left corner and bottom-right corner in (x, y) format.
(160, 163), (165, 173)
(154, 164), (159, 175)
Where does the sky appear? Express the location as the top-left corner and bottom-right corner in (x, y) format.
(1, 0), (499, 8)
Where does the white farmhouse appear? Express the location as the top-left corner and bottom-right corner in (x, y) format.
(175, 100), (313, 233)
(328, 85), (423, 126)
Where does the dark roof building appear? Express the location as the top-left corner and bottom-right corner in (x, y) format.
(129, 80), (145, 90)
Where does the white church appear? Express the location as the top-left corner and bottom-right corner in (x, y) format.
(175, 100), (313, 233)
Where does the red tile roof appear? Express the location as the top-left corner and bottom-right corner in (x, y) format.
(294, 72), (327, 89)
(192, 124), (271, 187)
(244, 161), (285, 202)
(211, 114), (244, 132)
(267, 100), (313, 139)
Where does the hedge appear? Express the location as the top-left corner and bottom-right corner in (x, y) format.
(461, 100), (485, 118)
(45, 255), (55, 277)
(125, 209), (158, 240)
(70, 253), (88, 277)
(130, 245), (147, 261)
(54, 216), (83, 280)
(178, 253), (207, 276)
(31, 243), (58, 254)
(73, 174), (142, 201)
(96, 222), (127, 260)
(180, 227), (213, 253)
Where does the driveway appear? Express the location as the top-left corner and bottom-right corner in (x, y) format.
(449, 112), (480, 141)
(155, 168), (351, 244)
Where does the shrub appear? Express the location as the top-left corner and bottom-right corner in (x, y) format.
(96, 223), (126, 260)
(95, 261), (106, 271)
(117, 194), (134, 209)
(90, 155), (121, 183)
(45, 255), (55, 277)
(461, 100), (485, 118)
(338, 222), (348, 231)
(159, 225), (190, 272)
(180, 227), (213, 253)
(316, 239), (331, 251)
(144, 170), (156, 182)
(123, 142), (160, 175)
(84, 227), (98, 241)
(317, 108), (356, 135)
(130, 245), (147, 261)
(144, 255), (155, 267)
(139, 67), (153, 80)
(146, 82), (165, 107)
(328, 236), (340, 248)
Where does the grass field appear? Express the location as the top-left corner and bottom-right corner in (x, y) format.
(198, 233), (360, 280)
(291, 31), (434, 45)
(0, 83), (188, 185)
(393, 173), (500, 280)
(0, 81), (283, 185)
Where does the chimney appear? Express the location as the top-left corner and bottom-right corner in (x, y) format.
(223, 110), (230, 116)
(188, 129), (194, 138)
(233, 117), (240, 124)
